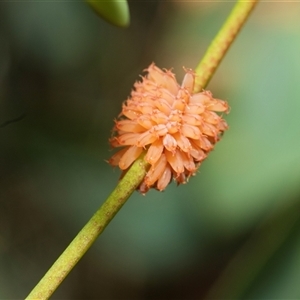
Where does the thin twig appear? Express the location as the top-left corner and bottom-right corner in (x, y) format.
(194, 0), (258, 92)
(25, 1), (258, 298)
(25, 153), (149, 299)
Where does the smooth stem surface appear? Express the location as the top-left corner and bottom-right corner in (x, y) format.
(194, 0), (258, 92)
(25, 153), (149, 300)
(26, 1), (258, 299)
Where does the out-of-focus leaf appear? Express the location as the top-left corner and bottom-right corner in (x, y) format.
(86, 0), (130, 27)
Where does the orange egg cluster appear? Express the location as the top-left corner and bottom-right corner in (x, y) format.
(109, 63), (229, 193)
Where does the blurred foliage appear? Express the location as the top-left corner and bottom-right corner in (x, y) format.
(86, 0), (130, 27)
(1, 1), (300, 299)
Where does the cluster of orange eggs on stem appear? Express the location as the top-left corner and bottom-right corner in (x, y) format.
(109, 63), (229, 193)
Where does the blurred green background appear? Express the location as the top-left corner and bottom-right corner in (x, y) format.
(1, 1), (300, 299)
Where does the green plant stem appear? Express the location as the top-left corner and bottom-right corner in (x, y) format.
(26, 1), (258, 299)
(194, 0), (258, 92)
(25, 153), (149, 300)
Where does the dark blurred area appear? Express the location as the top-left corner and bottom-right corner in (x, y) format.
(1, 2), (300, 299)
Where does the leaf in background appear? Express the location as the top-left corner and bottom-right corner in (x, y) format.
(86, 0), (130, 27)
